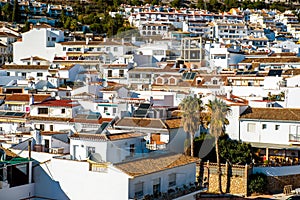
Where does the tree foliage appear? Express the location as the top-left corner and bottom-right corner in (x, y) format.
(179, 95), (203, 157)
(194, 133), (253, 165)
(219, 134), (252, 165)
(248, 173), (268, 194)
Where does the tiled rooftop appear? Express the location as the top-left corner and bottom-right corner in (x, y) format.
(115, 153), (198, 177)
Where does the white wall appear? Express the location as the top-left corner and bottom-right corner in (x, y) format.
(285, 88), (300, 108)
(0, 183), (35, 200)
(128, 163), (196, 199)
(239, 119), (295, 145)
(70, 139), (107, 161)
(13, 28), (65, 64)
(48, 158), (130, 200)
(286, 75), (300, 87)
(107, 137), (147, 163)
(263, 76), (282, 90)
(226, 105), (248, 140)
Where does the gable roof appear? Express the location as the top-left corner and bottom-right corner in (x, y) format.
(20, 56), (48, 61)
(240, 107), (300, 121)
(115, 153), (197, 177)
(1, 65), (49, 70)
(70, 132), (145, 141)
(5, 94), (50, 103)
(115, 117), (168, 129)
(34, 99), (79, 107)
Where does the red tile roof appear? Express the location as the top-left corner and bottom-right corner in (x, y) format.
(5, 94), (50, 103)
(34, 99), (79, 107)
(115, 117), (168, 129)
(240, 107), (300, 121)
(115, 153), (198, 177)
(28, 116), (72, 122)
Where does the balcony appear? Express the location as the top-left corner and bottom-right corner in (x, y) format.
(289, 134), (300, 142)
(146, 142), (166, 150)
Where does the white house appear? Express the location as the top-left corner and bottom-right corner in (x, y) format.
(29, 152), (197, 200)
(239, 107), (300, 145)
(13, 25), (65, 64)
(29, 99), (82, 133)
(69, 130), (147, 163)
(115, 153), (198, 199)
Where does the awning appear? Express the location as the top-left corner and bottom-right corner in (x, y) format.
(250, 142), (300, 150)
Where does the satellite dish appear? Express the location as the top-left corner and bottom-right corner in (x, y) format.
(74, 123), (83, 133)
(51, 92), (56, 98)
(55, 96), (61, 100)
(43, 86), (48, 91)
(102, 81), (108, 87)
(89, 153), (102, 163)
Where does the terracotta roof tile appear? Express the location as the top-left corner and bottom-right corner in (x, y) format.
(164, 118), (182, 129)
(240, 57), (300, 64)
(34, 99), (79, 107)
(28, 116), (72, 122)
(20, 56), (48, 61)
(115, 153), (198, 177)
(115, 117), (168, 129)
(240, 107), (300, 121)
(108, 132), (145, 141)
(5, 94), (50, 103)
(70, 133), (108, 141)
(41, 131), (68, 135)
(1, 65), (49, 70)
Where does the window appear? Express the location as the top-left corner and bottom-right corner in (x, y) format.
(247, 123), (256, 133)
(40, 124), (45, 131)
(51, 37), (56, 41)
(108, 70), (112, 77)
(61, 108), (65, 114)
(275, 125), (280, 130)
(63, 47), (66, 51)
(37, 72), (43, 77)
(212, 79), (218, 85)
(153, 178), (161, 195)
(38, 108), (48, 114)
(113, 108), (117, 114)
(104, 107), (108, 113)
(113, 47), (118, 52)
(106, 47), (111, 51)
(262, 124), (267, 129)
(134, 182), (143, 198)
(169, 77), (176, 85)
(168, 173), (176, 187)
(21, 72), (26, 77)
(119, 70), (124, 77)
(86, 146), (95, 157)
(130, 144), (135, 156)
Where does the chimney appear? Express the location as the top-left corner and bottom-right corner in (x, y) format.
(28, 139), (32, 160)
(86, 37), (89, 45)
(226, 90), (232, 100)
(29, 93), (34, 105)
(30, 56), (34, 65)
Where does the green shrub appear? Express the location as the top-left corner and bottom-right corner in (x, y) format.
(248, 173), (268, 194)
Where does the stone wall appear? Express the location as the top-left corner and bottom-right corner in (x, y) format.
(267, 175), (300, 194)
(199, 162), (251, 196)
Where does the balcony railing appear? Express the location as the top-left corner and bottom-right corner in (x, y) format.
(146, 143), (166, 150)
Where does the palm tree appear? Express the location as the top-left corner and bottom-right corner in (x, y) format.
(206, 98), (231, 194)
(179, 95), (203, 157)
